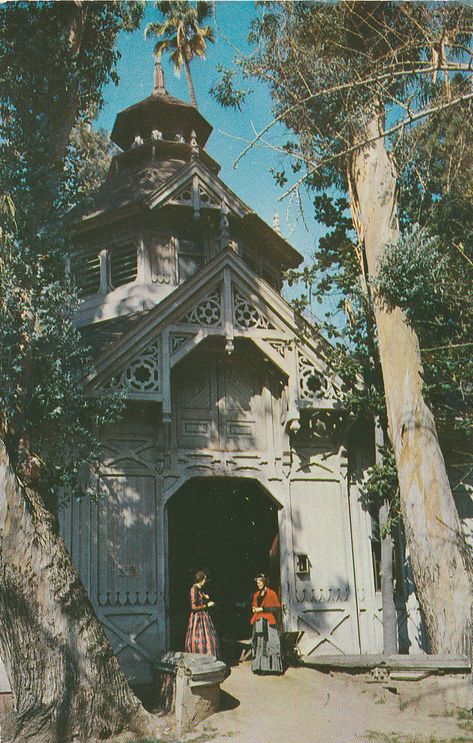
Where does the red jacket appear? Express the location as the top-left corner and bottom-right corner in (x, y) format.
(250, 587), (280, 626)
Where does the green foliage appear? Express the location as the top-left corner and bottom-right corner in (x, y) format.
(375, 227), (449, 319)
(65, 124), (112, 205)
(145, 0), (214, 102)
(364, 447), (400, 536)
(376, 224), (473, 434)
(214, 1), (473, 442)
(0, 2), (143, 507)
(210, 65), (250, 111)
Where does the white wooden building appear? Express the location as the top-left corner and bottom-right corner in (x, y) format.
(61, 69), (472, 685)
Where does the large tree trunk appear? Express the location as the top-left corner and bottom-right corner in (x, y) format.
(0, 6), (162, 741)
(0, 440), (161, 743)
(347, 114), (473, 656)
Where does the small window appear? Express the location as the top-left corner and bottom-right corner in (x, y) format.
(71, 251), (100, 297)
(110, 243), (137, 289)
(177, 238), (205, 282)
(295, 554), (310, 575)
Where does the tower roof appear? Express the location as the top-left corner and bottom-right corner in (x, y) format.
(111, 61), (213, 150)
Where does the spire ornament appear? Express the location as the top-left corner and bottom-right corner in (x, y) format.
(152, 58), (167, 97)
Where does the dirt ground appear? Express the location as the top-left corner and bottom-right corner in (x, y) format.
(2, 663), (472, 743)
(178, 663), (473, 743)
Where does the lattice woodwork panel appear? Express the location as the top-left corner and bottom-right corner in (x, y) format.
(170, 333), (195, 355)
(222, 362), (255, 414)
(172, 183), (193, 204)
(298, 353), (331, 400)
(199, 183), (220, 208)
(179, 289), (221, 326)
(105, 339), (160, 394)
(268, 339), (288, 358)
(233, 290), (275, 330)
(178, 364), (213, 409)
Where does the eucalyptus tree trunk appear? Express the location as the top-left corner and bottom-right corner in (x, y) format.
(0, 440), (161, 743)
(347, 113), (473, 656)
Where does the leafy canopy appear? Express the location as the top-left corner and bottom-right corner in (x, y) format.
(212, 1), (473, 500)
(0, 1), (144, 507)
(145, 0), (214, 105)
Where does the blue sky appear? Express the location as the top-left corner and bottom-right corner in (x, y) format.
(96, 1), (325, 291)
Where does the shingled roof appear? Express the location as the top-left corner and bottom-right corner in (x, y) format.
(71, 158), (186, 225)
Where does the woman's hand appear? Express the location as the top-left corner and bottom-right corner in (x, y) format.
(207, 601), (215, 608)
(252, 606), (263, 613)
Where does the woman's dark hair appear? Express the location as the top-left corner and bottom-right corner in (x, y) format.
(194, 570), (206, 583)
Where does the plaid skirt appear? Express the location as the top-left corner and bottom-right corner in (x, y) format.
(184, 610), (219, 657)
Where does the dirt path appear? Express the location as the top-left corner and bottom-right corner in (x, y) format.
(181, 663), (473, 743)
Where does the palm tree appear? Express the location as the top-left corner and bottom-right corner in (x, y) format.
(145, 1), (215, 108)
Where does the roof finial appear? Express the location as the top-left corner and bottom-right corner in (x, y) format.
(153, 58), (167, 97)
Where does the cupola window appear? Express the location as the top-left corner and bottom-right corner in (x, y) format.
(71, 250), (101, 297)
(110, 243), (138, 288)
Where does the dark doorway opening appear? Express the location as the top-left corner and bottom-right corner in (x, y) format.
(167, 477), (280, 651)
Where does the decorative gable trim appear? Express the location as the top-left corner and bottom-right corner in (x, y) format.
(179, 288), (222, 326)
(84, 248), (345, 422)
(105, 337), (161, 398)
(145, 161), (248, 219)
(233, 289), (276, 331)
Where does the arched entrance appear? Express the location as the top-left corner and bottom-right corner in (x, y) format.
(167, 477), (280, 651)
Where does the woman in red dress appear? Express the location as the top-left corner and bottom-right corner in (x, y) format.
(184, 570), (219, 657)
(250, 573), (283, 674)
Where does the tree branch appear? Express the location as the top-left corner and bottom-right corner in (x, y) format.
(280, 91), (473, 200)
(232, 62), (473, 170)
(421, 342), (473, 352)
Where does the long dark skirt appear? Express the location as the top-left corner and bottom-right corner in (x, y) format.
(251, 618), (283, 674)
(185, 610), (219, 657)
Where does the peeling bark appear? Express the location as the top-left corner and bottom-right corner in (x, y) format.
(0, 440), (161, 743)
(348, 114), (473, 656)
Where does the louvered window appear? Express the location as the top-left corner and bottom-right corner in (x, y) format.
(110, 243), (138, 288)
(71, 251), (101, 297)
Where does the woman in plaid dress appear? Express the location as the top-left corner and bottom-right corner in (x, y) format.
(184, 571), (219, 657)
